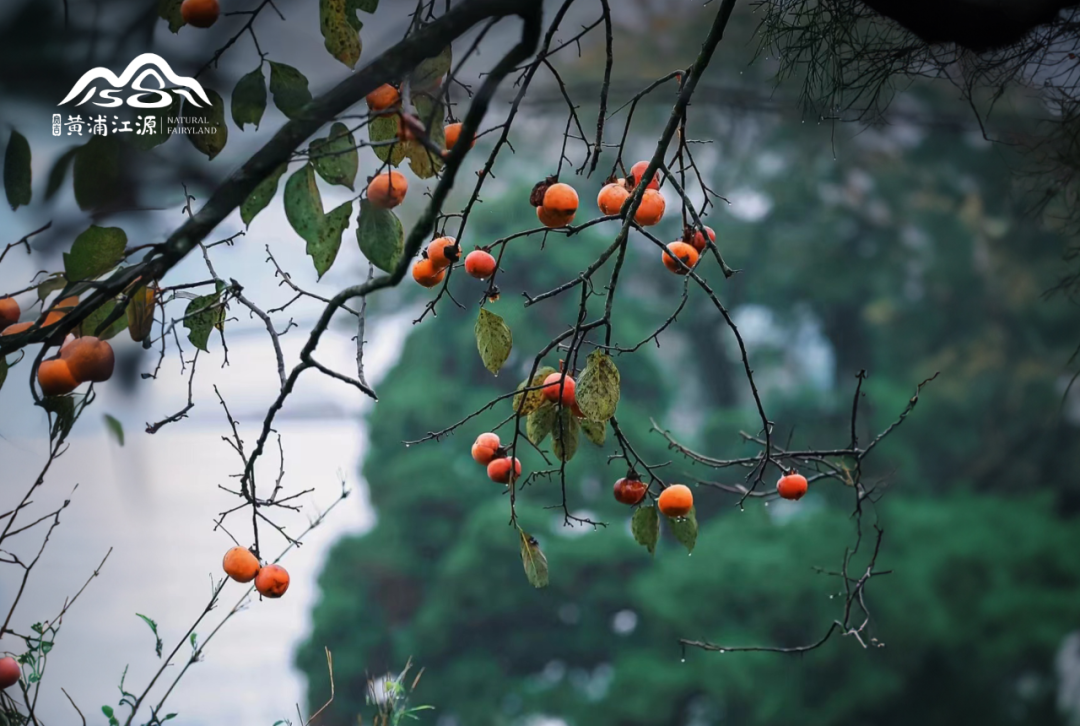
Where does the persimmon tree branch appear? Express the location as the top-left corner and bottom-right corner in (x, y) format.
(0, 0), (544, 358)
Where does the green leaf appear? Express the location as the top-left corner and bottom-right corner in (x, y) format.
(104, 414), (124, 446)
(184, 284), (225, 352)
(576, 349), (621, 421)
(475, 308), (512, 376)
(315, 201), (353, 279)
(311, 122), (358, 190)
(666, 505), (698, 554)
(551, 407), (580, 462)
(407, 92), (445, 179)
(4, 129), (32, 210)
(526, 402), (556, 446)
(410, 46), (452, 91)
(582, 418), (606, 446)
(64, 226), (127, 282)
(102, 705), (120, 726)
(345, 0), (378, 30)
(269, 62), (312, 120)
(0, 355), (8, 394)
(519, 529), (549, 589)
(45, 147), (78, 200)
(130, 95), (180, 151)
(73, 135), (120, 211)
(183, 88), (228, 160)
(136, 613), (163, 658)
(157, 0), (185, 31)
(356, 198), (404, 273)
(513, 366), (556, 415)
(284, 164), (322, 247)
(79, 299), (128, 341)
(631, 505), (660, 556)
(36, 274), (67, 302)
(38, 396), (76, 441)
(240, 163), (287, 227)
(232, 66), (267, 131)
(369, 113), (407, 166)
(320, 0), (362, 68)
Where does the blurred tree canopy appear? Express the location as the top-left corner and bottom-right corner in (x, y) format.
(298, 89), (1080, 723)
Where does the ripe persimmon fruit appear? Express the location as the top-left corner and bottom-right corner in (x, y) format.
(0, 297), (19, 332)
(222, 546), (260, 583)
(662, 242), (699, 275)
(541, 372), (576, 407)
(777, 472), (808, 500)
(444, 122), (474, 150)
(471, 432), (501, 465)
(613, 477), (647, 505)
(597, 182), (630, 216)
(464, 250), (497, 279)
(38, 359), (79, 397)
(536, 183), (578, 228)
(366, 84), (401, 112)
(658, 484), (693, 517)
(367, 171), (408, 209)
(255, 564), (290, 598)
(634, 189), (665, 226)
(487, 456), (522, 484)
(181, 0), (219, 28)
(688, 225), (716, 253)
(60, 336), (115, 383)
(630, 160), (660, 190)
(43, 296), (78, 326)
(1, 322), (32, 337)
(0, 657), (20, 689)
(426, 237), (460, 269)
(412, 259), (446, 288)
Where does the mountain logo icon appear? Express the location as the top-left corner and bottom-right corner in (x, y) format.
(59, 53), (211, 109)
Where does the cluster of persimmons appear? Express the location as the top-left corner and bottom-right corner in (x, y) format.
(221, 546), (290, 599)
(1, 295), (116, 397)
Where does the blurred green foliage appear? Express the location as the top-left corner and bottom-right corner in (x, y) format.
(298, 9), (1080, 725)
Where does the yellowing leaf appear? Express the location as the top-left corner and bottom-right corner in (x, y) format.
(519, 529), (549, 589)
(513, 366), (556, 415)
(475, 308), (512, 376)
(320, 0), (362, 69)
(576, 349), (620, 421)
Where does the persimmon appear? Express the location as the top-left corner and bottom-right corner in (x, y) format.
(367, 171), (408, 209)
(634, 189), (665, 226)
(658, 484), (693, 517)
(180, 0), (219, 28)
(222, 546), (260, 583)
(60, 336), (115, 383)
(38, 359), (79, 397)
(613, 477), (647, 505)
(426, 237), (460, 269)
(597, 182), (630, 216)
(536, 182), (578, 228)
(471, 432), (501, 465)
(0, 297), (19, 332)
(412, 259), (446, 288)
(444, 122), (474, 150)
(0, 657), (20, 689)
(1, 322), (31, 337)
(255, 564), (290, 598)
(630, 161), (660, 190)
(662, 242), (699, 275)
(366, 84), (400, 112)
(43, 295), (78, 326)
(541, 372), (576, 407)
(777, 472), (809, 501)
(464, 250), (497, 279)
(688, 225), (716, 253)
(487, 456), (522, 484)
